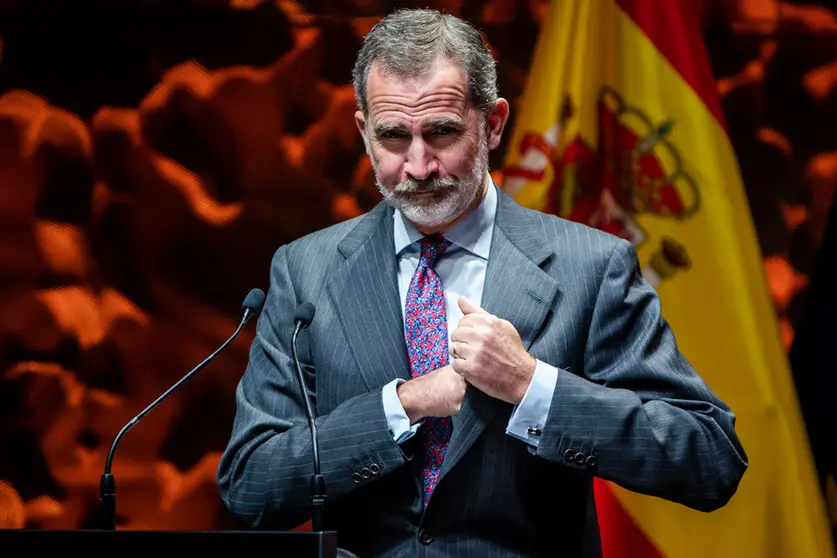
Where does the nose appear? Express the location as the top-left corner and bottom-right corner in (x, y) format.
(404, 138), (439, 181)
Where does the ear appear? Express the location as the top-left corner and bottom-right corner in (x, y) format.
(355, 110), (369, 152)
(485, 98), (510, 151)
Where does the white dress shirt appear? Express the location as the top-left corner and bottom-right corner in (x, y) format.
(381, 182), (558, 450)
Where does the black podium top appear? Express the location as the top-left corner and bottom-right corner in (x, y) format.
(0, 529), (338, 557)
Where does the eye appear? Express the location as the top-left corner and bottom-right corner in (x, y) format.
(380, 130), (408, 140)
(433, 127), (458, 136)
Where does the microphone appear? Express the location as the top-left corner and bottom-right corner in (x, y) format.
(98, 288), (266, 530)
(290, 301), (325, 531)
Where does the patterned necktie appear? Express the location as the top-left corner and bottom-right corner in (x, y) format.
(404, 234), (453, 507)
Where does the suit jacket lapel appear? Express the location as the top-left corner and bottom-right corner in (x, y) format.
(327, 202), (412, 390)
(440, 187), (560, 481)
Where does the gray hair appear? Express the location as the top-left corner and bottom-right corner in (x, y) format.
(351, 9), (498, 117)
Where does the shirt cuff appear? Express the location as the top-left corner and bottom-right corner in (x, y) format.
(382, 378), (421, 444)
(506, 360), (558, 451)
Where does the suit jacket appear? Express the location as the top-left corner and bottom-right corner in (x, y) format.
(216, 187), (748, 557)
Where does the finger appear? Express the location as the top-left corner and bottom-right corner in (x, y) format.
(451, 352), (471, 376)
(451, 339), (475, 361)
(450, 327), (478, 344)
(457, 313), (489, 329)
(451, 355), (465, 375)
(448, 340), (463, 359)
(458, 296), (488, 316)
(459, 342), (475, 360)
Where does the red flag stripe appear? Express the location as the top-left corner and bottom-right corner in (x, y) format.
(614, 0), (728, 133)
(594, 479), (666, 558)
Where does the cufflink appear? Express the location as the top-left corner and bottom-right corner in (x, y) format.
(527, 425), (542, 436)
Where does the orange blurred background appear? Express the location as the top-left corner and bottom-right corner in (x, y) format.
(0, 0), (834, 532)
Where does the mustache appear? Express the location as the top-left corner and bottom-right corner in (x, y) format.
(392, 176), (458, 194)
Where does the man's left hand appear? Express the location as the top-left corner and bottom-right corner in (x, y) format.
(450, 296), (537, 405)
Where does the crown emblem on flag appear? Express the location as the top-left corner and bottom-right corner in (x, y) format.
(504, 87), (702, 287)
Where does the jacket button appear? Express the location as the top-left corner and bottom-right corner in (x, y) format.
(564, 448), (575, 462)
(369, 463), (381, 475)
(360, 467), (371, 479)
(586, 455), (598, 468)
(418, 529), (433, 545)
(351, 472), (362, 484)
(573, 452), (586, 464)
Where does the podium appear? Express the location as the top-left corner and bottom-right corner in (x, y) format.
(0, 529), (339, 557)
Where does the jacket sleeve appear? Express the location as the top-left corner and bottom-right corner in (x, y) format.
(216, 245), (408, 529)
(536, 239), (748, 512)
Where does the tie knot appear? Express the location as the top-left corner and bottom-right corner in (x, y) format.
(419, 235), (451, 268)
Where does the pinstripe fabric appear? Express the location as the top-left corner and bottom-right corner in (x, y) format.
(217, 186), (747, 557)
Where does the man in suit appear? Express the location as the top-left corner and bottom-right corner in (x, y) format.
(216, 8), (748, 557)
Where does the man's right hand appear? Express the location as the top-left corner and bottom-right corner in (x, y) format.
(396, 365), (467, 424)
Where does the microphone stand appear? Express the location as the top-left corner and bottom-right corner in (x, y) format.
(291, 318), (326, 532)
(99, 307), (257, 530)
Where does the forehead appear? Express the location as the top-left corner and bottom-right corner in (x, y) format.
(365, 58), (472, 122)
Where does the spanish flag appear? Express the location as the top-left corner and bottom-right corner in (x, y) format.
(501, 1), (836, 556)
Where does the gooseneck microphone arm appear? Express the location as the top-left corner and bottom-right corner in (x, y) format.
(99, 288), (266, 530)
(290, 302), (325, 532)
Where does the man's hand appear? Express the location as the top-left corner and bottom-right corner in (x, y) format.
(450, 296), (536, 405)
(396, 365), (467, 424)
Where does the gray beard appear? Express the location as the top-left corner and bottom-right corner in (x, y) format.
(371, 140), (490, 231)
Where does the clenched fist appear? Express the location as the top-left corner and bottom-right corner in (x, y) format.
(396, 364), (467, 424)
(450, 297), (536, 405)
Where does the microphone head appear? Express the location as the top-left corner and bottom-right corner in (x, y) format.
(294, 301), (316, 327)
(242, 288), (266, 314)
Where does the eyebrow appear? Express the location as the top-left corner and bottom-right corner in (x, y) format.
(373, 121), (407, 137)
(372, 116), (465, 137)
(421, 117), (464, 132)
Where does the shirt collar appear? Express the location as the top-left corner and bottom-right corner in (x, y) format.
(393, 179), (496, 260)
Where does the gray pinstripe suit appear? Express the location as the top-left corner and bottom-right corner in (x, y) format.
(216, 186), (748, 557)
